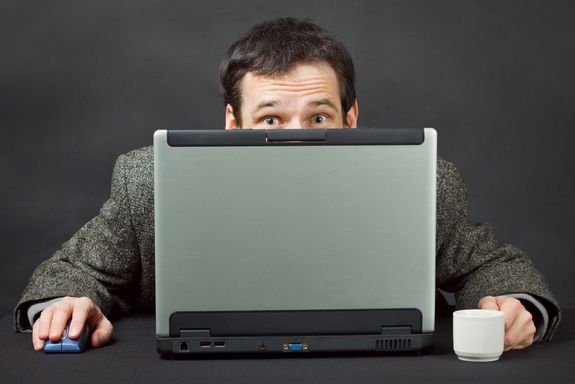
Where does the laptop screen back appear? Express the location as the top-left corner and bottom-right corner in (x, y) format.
(154, 128), (436, 339)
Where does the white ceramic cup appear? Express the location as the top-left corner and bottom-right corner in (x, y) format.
(453, 309), (505, 362)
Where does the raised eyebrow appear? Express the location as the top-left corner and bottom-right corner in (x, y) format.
(253, 100), (280, 114)
(308, 98), (339, 112)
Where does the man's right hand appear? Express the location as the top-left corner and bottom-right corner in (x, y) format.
(32, 296), (113, 351)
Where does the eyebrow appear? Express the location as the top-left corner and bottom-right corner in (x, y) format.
(252, 98), (340, 115)
(309, 98), (339, 112)
(253, 100), (280, 115)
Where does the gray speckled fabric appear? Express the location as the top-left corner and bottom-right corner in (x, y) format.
(14, 146), (561, 340)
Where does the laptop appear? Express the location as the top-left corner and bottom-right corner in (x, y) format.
(154, 128), (436, 356)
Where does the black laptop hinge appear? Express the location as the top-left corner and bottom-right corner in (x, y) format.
(170, 309), (423, 337)
(167, 128), (425, 146)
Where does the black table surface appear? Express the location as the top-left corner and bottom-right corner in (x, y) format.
(1, 308), (574, 384)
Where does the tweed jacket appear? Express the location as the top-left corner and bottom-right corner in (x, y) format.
(14, 146), (561, 339)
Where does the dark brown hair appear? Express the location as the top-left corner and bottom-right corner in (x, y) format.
(219, 18), (356, 126)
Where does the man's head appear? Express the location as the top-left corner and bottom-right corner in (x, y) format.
(219, 18), (358, 129)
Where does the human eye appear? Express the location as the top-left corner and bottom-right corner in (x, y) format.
(311, 114), (328, 126)
(263, 116), (280, 126)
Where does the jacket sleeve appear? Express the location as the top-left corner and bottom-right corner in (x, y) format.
(13, 154), (141, 332)
(435, 158), (561, 341)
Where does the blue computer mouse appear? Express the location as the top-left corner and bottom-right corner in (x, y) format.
(44, 322), (89, 353)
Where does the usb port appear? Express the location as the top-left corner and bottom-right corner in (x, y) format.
(200, 341), (212, 348)
(214, 341), (225, 348)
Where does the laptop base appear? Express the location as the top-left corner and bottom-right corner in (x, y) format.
(157, 333), (434, 356)
(157, 309), (433, 356)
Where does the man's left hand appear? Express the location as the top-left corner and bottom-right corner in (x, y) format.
(478, 295), (537, 351)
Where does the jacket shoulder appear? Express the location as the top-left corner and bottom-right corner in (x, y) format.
(437, 157), (463, 191)
(113, 146), (154, 223)
(436, 156), (468, 210)
(118, 146), (153, 169)
(115, 146), (153, 184)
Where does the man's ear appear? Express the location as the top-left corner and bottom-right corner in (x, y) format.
(345, 99), (359, 128)
(225, 104), (238, 130)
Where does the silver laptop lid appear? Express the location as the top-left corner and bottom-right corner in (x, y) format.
(154, 128), (436, 337)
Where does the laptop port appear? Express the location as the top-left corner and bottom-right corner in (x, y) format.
(258, 343), (267, 352)
(282, 342), (309, 352)
(200, 341), (212, 348)
(214, 341), (225, 348)
(179, 342), (189, 352)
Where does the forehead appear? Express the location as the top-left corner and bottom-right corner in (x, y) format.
(239, 62), (341, 107)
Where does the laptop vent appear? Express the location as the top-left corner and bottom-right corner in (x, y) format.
(375, 338), (412, 352)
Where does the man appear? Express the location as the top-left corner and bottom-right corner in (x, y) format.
(15, 18), (560, 352)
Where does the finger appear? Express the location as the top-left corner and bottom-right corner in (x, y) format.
(506, 310), (535, 351)
(38, 307), (55, 340)
(90, 316), (113, 348)
(49, 300), (73, 341)
(69, 298), (94, 339)
(32, 319), (44, 351)
(503, 315), (522, 349)
(478, 296), (499, 311)
(504, 316), (522, 349)
(511, 323), (536, 350)
(510, 333), (535, 350)
(496, 296), (521, 332)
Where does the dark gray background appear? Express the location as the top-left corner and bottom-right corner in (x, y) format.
(1, 0), (574, 318)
